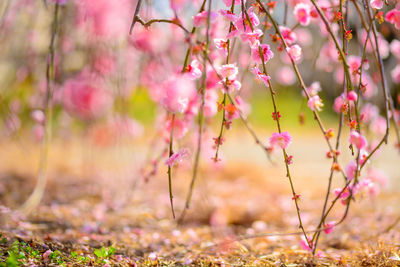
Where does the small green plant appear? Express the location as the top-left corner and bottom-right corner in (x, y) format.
(93, 246), (116, 264)
(48, 250), (65, 265)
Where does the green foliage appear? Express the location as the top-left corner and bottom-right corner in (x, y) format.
(94, 246), (116, 259)
(48, 250), (65, 265)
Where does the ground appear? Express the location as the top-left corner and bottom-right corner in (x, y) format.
(0, 131), (400, 266)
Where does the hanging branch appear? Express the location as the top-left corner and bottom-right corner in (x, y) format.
(20, 2), (60, 214)
(129, 0), (143, 34)
(179, 0), (213, 223)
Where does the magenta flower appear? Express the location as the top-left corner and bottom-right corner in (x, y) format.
(165, 148), (190, 167)
(346, 91), (358, 102)
(385, 9), (400, 30)
(279, 26), (297, 46)
(349, 130), (367, 150)
(323, 221), (335, 234)
(269, 132), (292, 149)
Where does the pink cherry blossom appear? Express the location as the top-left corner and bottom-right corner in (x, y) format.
(222, 0), (244, 7)
(390, 39), (400, 60)
(219, 9), (239, 22)
(165, 148), (190, 167)
(345, 161), (358, 180)
(241, 29), (263, 48)
(361, 103), (379, 124)
(219, 78), (241, 92)
(214, 39), (229, 56)
(385, 9), (400, 30)
(61, 71), (112, 120)
(184, 59), (202, 80)
(347, 91), (358, 102)
(324, 221), (335, 234)
(161, 74), (196, 113)
(218, 64), (239, 79)
(370, 0), (384, 9)
(235, 7), (259, 33)
(204, 90), (218, 117)
(293, 3), (312, 26)
(269, 132), (292, 149)
(307, 95), (324, 111)
(251, 44), (274, 64)
(391, 65), (400, 83)
(251, 67), (271, 86)
(193, 11), (218, 27)
(279, 26), (297, 46)
(286, 44), (302, 62)
(276, 66), (295, 85)
(349, 130), (367, 150)
(303, 82), (321, 97)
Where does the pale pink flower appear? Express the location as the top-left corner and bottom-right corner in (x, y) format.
(184, 59), (202, 80)
(61, 71), (112, 120)
(293, 3), (312, 26)
(165, 148), (190, 167)
(349, 130), (367, 150)
(42, 250), (52, 262)
(76, 0), (131, 39)
(286, 44), (302, 62)
(334, 187), (351, 199)
(240, 29), (263, 48)
(385, 9), (400, 29)
(371, 0), (384, 9)
(251, 67), (271, 86)
(193, 11), (218, 27)
(303, 82), (321, 97)
(367, 168), (388, 187)
(235, 7), (259, 32)
(220, 78), (241, 92)
(218, 64), (238, 79)
(170, 0), (187, 11)
(161, 74), (196, 113)
(251, 44), (274, 64)
(391, 65), (400, 83)
(361, 103), (379, 124)
(31, 110), (45, 125)
(390, 39), (400, 60)
(307, 95), (324, 111)
(222, 0), (244, 7)
(219, 9), (239, 22)
(345, 161), (358, 180)
(204, 90), (218, 117)
(370, 116), (387, 135)
(214, 38), (229, 56)
(276, 66), (295, 85)
(269, 132), (292, 149)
